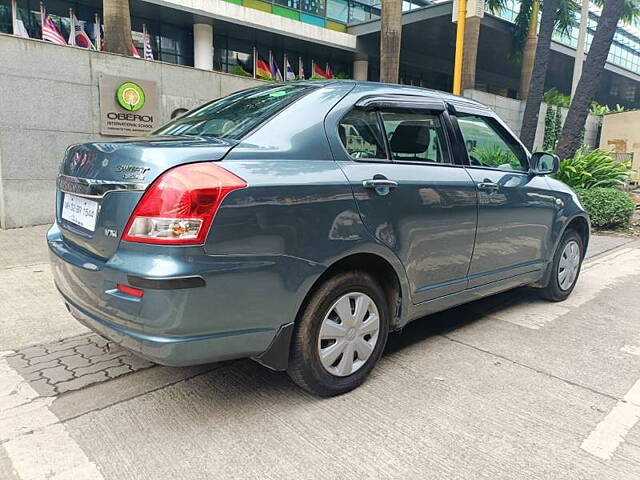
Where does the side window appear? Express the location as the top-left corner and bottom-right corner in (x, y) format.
(380, 111), (450, 164)
(338, 110), (387, 160)
(456, 114), (528, 172)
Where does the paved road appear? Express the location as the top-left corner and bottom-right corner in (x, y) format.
(1, 226), (640, 479)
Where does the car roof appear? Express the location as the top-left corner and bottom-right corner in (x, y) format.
(298, 80), (492, 114)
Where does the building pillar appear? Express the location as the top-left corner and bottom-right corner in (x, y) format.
(193, 23), (213, 71)
(353, 53), (368, 81)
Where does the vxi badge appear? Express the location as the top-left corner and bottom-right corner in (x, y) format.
(99, 75), (158, 136)
(116, 82), (146, 112)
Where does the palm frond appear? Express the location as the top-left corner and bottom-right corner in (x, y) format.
(512, 0), (534, 58)
(485, 0), (509, 14)
(554, 0), (579, 38)
(592, 0), (640, 23)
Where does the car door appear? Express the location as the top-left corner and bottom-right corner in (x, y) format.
(328, 94), (478, 304)
(452, 110), (558, 288)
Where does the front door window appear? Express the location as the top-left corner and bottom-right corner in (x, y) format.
(456, 114), (527, 172)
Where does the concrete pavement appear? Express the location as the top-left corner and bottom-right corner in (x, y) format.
(1, 225), (640, 479)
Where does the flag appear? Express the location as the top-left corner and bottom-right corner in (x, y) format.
(93, 15), (104, 51)
(69, 13), (94, 49)
(256, 58), (272, 79)
(326, 63), (334, 79)
(143, 25), (154, 60)
(42, 15), (66, 45)
(132, 41), (141, 58)
(313, 63), (328, 79)
(270, 53), (283, 82)
(11, 0), (29, 38)
(298, 57), (305, 80)
(285, 56), (295, 81)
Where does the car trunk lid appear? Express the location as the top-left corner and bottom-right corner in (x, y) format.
(56, 135), (237, 259)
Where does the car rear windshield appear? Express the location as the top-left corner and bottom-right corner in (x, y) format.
(154, 84), (316, 140)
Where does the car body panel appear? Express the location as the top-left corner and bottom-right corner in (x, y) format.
(325, 84), (479, 303)
(48, 81), (589, 370)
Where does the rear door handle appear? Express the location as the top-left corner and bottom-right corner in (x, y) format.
(362, 179), (399, 189)
(477, 181), (499, 191)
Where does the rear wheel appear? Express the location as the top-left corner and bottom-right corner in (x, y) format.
(287, 271), (390, 397)
(538, 229), (584, 302)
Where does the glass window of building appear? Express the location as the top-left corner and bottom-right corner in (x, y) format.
(327, 0), (348, 23)
(301, 0), (325, 17)
(273, 0), (300, 8)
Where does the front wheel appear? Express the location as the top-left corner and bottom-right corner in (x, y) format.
(538, 229), (584, 302)
(287, 271), (390, 397)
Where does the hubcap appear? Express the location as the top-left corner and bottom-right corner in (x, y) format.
(558, 240), (581, 291)
(317, 292), (380, 377)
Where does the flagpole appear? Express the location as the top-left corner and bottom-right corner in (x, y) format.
(252, 47), (256, 79)
(11, 0), (17, 35)
(283, 53), (287, 82)
(299, 56), (303, 80)
(40, 2), (45, 36)
(69, 8), (75, 46)
(95, 14), (100, 51)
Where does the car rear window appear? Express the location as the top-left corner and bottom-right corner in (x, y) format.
(154, 84), (316, 140)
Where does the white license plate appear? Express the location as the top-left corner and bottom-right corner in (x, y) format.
(62, 193), (99, 231)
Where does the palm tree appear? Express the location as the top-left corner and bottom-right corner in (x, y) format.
(519, 0), (560, 150)
(512, 0), (577, 99)
(380, 0), (403, 83)
(459, 0), (509, 90)
(556, 0), (640, 159)
(104, 0), (133, 56)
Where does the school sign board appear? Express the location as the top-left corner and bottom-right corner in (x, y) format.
(99, 75), (159, 136)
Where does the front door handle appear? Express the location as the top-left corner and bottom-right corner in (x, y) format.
(362, 179), (399, 189)
(363, 178), (398, 197)
(477, 181), (499, 191)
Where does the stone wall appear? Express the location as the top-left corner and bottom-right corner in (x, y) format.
(463, 89), (601, 152)
(0, 34), (263, 229)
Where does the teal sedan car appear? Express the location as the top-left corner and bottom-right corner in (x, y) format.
(48, 81), (589, 396)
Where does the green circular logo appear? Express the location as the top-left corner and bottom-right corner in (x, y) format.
(116, 82), (145, 111)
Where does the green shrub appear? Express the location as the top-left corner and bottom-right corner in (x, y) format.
(229, 65), (252, 77)
(543, 88), (570, 108)
(555, 148), (630, 189)
(575, 188), (636, 229)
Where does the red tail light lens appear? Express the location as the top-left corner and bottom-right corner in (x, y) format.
(122, 163), (246, 245)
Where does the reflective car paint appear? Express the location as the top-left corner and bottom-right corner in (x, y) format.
(48, 81), (589, 370)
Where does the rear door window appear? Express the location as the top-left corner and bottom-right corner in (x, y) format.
(338, 110), (387, 160)
(380, 111), (450, 164)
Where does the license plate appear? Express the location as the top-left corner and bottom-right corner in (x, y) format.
(61, 193), (99, 231)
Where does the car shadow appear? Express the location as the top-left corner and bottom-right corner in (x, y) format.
(384, 286), (539, 356)
(189, 286), (546, 403)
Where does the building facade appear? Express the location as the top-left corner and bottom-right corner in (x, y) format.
(1, 0), (639, 107)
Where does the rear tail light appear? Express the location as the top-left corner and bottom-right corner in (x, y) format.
(122, 163), (246, 245)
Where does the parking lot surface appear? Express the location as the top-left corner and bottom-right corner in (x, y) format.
(1, 227), (639, 479)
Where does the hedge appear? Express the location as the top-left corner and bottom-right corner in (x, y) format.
(575, 188), (635, 229)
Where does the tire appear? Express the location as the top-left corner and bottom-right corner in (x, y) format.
(287, 271), (390, 397)
(538, 229), (584, 302)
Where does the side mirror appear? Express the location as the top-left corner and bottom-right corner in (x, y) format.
(530, 152), (559, 176)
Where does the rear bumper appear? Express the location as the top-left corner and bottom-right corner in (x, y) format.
(59, 289), (275, 366)
(47, 222), (317, 367)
